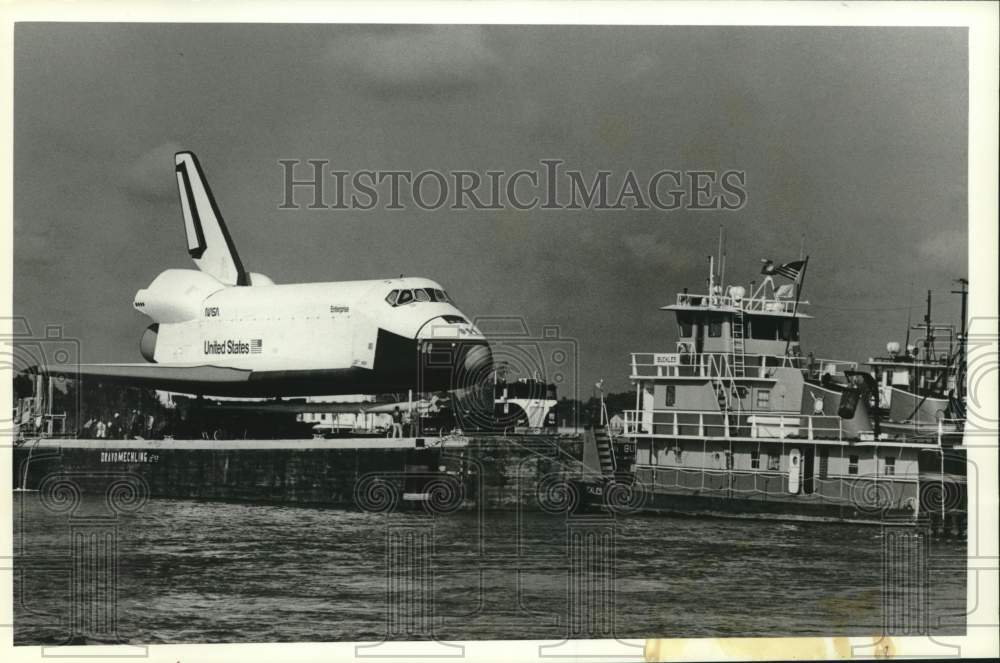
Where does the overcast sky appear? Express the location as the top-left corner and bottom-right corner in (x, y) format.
(14, 24), (967, 393)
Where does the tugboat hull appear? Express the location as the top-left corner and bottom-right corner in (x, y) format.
(577, 435), (965, 531)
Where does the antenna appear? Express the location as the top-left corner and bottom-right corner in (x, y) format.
(951, 278), (968, 342)
(708, 255), (715, 302)
(904, 281), (913, 351)
(951, 278), (969, 400)
(924, 290), (934, 360)
(719, 225), (727, 289)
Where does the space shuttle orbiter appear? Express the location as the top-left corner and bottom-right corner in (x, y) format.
(43, 151), (492, 397)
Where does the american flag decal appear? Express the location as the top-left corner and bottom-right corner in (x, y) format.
(250, 339), (263, 354)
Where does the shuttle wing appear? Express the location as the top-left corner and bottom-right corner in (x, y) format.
(39, 362), (382, 397)
(43, 363), (253, 392)
(168, 397), (396, 415)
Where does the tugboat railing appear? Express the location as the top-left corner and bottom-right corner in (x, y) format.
(674, 292), (808, 314)
(630, 352), (857, 380)
(622, 408), (848, 441)
(937, 417), (965, 446)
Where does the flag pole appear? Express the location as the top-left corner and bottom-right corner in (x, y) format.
(784, 255), (809, 357)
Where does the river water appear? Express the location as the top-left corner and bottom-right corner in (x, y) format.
(13, 493), (966, 645)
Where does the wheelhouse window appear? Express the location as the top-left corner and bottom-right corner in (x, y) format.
(884, 456), (896, 476)
(749, 316), (779, 340)
(755, 389), (770, 409)
(708, 315), (723, 338)
(677, 312), (694, 338)
(780, 319), (799, 341)
(664, 385), (676, 406)
(767, 451), (780, 471)
(749, 316), (800, 341)
(848, 455), (859, 475)
(750, 449), (760, 469)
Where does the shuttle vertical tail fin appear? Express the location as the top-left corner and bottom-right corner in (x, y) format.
(174, 151), (249, 286)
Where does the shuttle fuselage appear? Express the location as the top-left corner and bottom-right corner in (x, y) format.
(47, 151), (491, 397)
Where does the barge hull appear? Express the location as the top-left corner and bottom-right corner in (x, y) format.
(13, 435), (590, 512)
(14, 438), (470, 509)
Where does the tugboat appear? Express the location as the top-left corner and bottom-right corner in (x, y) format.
(864, 282), (968, 535)
(583, 243), (966, 527)
(866, 285), (967, 442)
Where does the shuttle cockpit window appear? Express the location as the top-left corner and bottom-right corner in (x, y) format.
(387, 288), (455, 306)
(441, 315), (468, 324)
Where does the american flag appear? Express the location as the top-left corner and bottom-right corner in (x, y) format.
(761, 258), (807, 281)
(250, 339), (263, 354)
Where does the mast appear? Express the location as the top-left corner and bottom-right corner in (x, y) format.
(904, 282), (913, 353)
(912, 290), (931, 393)
(951, 278), (968, 400)
(783, 255), (809, 357)
(719, 225), (727, 292)
(708, 255), (714, 303)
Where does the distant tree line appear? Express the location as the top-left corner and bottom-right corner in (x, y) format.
(13, 370), (637, 438)
(13, 371), (170, 438)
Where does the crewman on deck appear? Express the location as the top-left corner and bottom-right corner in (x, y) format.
(402, 408), (413, 437)
(390, 407), (403, 438)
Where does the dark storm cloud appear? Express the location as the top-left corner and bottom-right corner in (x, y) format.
(13, 216), (58, 267)
(324, 26), (497, 99)
(123, 142), (183, 202)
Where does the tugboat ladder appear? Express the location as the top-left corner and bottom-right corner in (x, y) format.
(710, 353), (743, 418)
(596, 430), (616, 476)
(731, 307), (747, 378)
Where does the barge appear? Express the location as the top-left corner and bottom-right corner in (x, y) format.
(11, 364), (573, 512)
